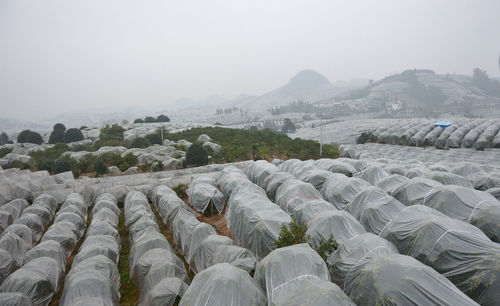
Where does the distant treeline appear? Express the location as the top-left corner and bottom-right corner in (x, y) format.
(134, 114), (170, 123)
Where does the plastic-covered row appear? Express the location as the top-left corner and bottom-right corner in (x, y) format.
(274, 178), (365, 246)
(328, 233), (478, 305)
(124, 190), (189, 306)
(393, 178), (500, 242)
(275, 159), (485, 305)
(152, 184), (257, 275)
(380, 205), (500, 305)
(152, 185), (261, 305)
(0, 194), (57, 285)
(188, 174), (224, 215)
(59, 193), (121, 306)
(225, 176), (291, 259)
(0, 193), (87, 306)
(254, 244), (353, 305)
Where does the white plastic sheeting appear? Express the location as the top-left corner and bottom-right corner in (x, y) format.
(328, 233), (478, 305)
(188, 174), (224, 215)
(254, 244), (352, 305)
(123, 190), (188, 306)
(381, 205), (500, 304)
(423, 185), (500, 242)
(59, 193), (119, 306)
(179, 263), (266, 306)
(225, 183), (291, 259)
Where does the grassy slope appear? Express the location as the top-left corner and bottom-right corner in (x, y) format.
(165, 127), (339, 162)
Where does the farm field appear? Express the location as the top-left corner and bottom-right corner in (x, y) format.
(0, 138), (499, 305)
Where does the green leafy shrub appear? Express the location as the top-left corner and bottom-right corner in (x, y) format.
(64, 128), (84, 143)
(274, 218), (338, 263)
(94, 160), (108, 176)
(172, 183), (188, 198)
(164, 127), (339, 162)
(77, 154), (97, 173)
(5, 160), (30, 170)
(17, 130), (43, 145)
(53, 123), (66, 132)
(71, 144), (95, 152)
(144, 116), (156, 123)
(48, 129), (65, 144)
(100, 152), (123, 167)
(133, 118), (144, 123)
(139, 163), (150, 172)
(356, 132), (372, 144)
(54, 159), (72, 174)
(72, 167), (80, 178)
(38, 160), (55, 173)
(0, 147), (12, 158)
(31, 143), (70, 172)
(145, 133), (162, 145)
(156, 114), (170, 122)
(185, 143), (208, 167)
(118, 162), (130, 172)
(99, 124), (125, 142)
(152, 160), (163, 172)
(130, 137), (150, 148)
(93, 139), (124, 149)
(314, 236), (339, 262)
(274, 219), (310, 249)
(122, 152), (138, 166)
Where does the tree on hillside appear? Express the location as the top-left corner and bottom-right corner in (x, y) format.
(64, 128), (84, 143)
(99, 124), (125, 142)
(144, 116), (156, 123)
(17, 130), (43, 145)
(134, 118), (144, 123)
(0, 132), (9, 145)
(94, 160), (108, 176)
(156, 114), (170, 122)
(130, 137), (151, 148)
(185, 143), (208, 166)
(145, 133), (162, 145)
(53, 123), (66, 132)
(48, 129), (65, 144)
(282, 118), (296, 133)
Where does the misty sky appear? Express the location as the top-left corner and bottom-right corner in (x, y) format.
(1, 0), (500, 119)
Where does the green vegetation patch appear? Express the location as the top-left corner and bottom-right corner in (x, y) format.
(0, 147), (13, 158)
(164, 127), (339, 162)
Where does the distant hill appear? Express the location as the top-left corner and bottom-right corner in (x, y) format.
(229, 69), (350, 110)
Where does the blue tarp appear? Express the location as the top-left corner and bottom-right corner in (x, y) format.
(435, 121), (453, 129)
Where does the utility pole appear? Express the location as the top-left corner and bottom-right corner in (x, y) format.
(160, 125), (164, 143)
(319, 114), (323, 156)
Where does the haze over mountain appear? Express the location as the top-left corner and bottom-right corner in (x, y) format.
(1, 1), (500, 120)
(228, 70), (348, 110)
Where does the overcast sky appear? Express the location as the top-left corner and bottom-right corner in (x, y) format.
(1, 0), (499, 119)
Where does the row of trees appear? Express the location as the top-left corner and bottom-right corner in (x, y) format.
(13, 123), (85, 146)
(133, 114), (170, 123)
(30, 142), (140, 177)
(48, 123), (84, 144)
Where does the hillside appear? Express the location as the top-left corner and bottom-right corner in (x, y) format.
(341, 69), (500, 112)
(231, 70), (345, 110)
